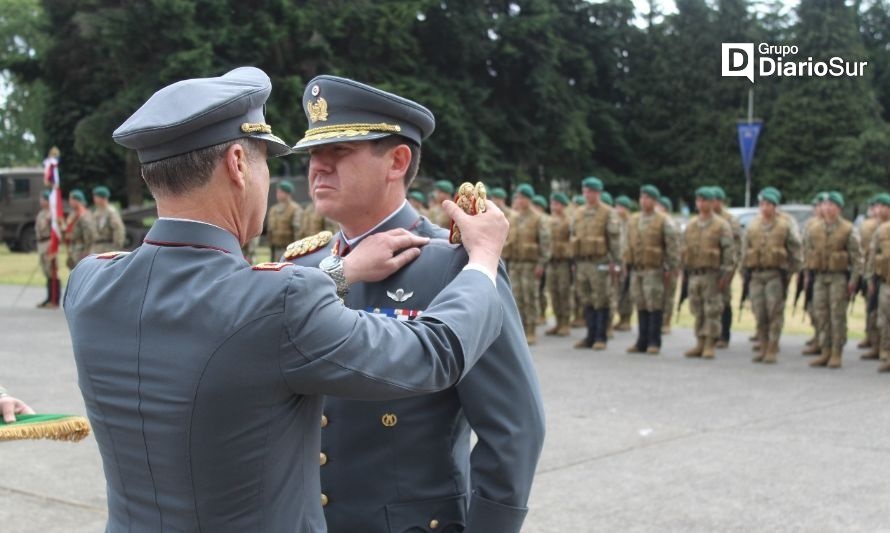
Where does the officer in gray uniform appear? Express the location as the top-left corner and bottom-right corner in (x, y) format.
(287, 75), (545, 533)
(63, 67), (510, 533)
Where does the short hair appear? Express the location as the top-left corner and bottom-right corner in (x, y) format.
(371, 136), (421, 187)
(141, 137), (265, 197)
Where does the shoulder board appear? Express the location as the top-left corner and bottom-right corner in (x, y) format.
(94, 251), (130, 260)
(284, 231), (333, 260)
(252, 262), (294, 272)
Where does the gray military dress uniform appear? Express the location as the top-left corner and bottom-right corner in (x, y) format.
(290, 203), (545, 533)
(65, 66), (506, 533)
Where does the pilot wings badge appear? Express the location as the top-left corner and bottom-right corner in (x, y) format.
(387, 288), (414, 303)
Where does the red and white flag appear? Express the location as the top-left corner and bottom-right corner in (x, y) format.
(43, 147), (63, 255)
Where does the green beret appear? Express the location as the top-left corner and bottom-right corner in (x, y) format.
(872, 193), (890, 207)
(69, 189), (86, 204)
(277, 180), (294, 194)
(551, 192), (569, 206)
(757, 188), (780, 205)
(616, 195), (633, 209)
(515, 183), (535, 199)
(761, 186), (782, 203)
(491, 187), (507, 199)
(532, 194), (548, 209)
(92, 186), (111, 198)
(827, 191), (844, 208)
(573, 194), (585, 206)
(41, 189), (52, 200)
(294, 75), (435, 150)
(582, 176), (603, 191)
(658, 196), (673, 212)
(640, 184), (660, 199)
(811, 192), (826, 205)
(601, 191), (614, 206)
(435, 180), (454, 195)
(408, 190), (426, 205)
(695, 187), (716, 200)
(712, 186), (726, 201)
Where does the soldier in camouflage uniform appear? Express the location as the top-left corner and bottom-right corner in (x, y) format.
(533, 194), (550, 325)
(490, 187), (512, 217)
(656, 196), (680, 333)
(713, 186), (741, 348)
(266, 180), (303, 261)
(407, 190), (429, 219)
(35, 190), (60, 309)
(858, 197), (882, 359)
(864, 194), (890, 370)
(682, 187), (734, 359)
(298, 201), (338, 240)
(600, 191), (620, 339)
(572, 177), (622, 350)
(625, 185), (679, 355)
(742, 188), (803, 364)
(508, 184), (552, 344)
(546, 192), (573, 336)
(801, 193), (828, 353)
(571, 194), (587, 328)
(427, 180), (454, 229)
(614, 195), (635, 332)
(91, 186), (126, 253)
(804, 191), (862, 369)
(64, 190), (96, 271)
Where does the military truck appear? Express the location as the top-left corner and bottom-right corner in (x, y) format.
(0, 166), (155, 252)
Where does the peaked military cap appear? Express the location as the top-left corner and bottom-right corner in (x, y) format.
(69, 189), (87, 203)
(582, 176), (603, 191)
(294, 75), (435, 150)
(550, 192), (569, 206)
(601, 191), (614, 206)
(92, 186), (110, 198)
(616, 195), (633, 209)
(113, 67), (292, 163)
(658, 196), (673, 212)
(516, 184), (535, 199)
(491, 187), (507, 199)
(277, 180), (295, 194)
(640, 185), (660, 199)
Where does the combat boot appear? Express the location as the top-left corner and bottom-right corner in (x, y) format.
(614, 315), (632, 332)
(752, 338), (767, 363)
(715, 340), (729, 349)
(627, 311), (649, 354)
(762, 341), (779, 364)
(702, 337), (716, 359)
(37, 279), (50, 308)
(801, 344), (822, 356)
(647, 310), (663, 355)
(525, 324), (537, 346)
(805, 335), (818, 346)
(810, 348), (831, 367)
(661, 323), (672, 334)
(857, 338), (871, 349)
(748, 334), (758, 342)
(555, 319), (572, 336)
(574, 307), (596, 349)
(592, 309), (608, 350)
(684, 338), (704, 358)
(572, 315), (585, 328)
(877, 361), (890, 373)
(860, 347), (879, 360)
(827, 349), (842, 369)
(545, 324), (560, 336)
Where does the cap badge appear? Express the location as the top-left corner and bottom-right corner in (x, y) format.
(307, 97), (329, 123)
(241, 122), (272, 134)
(387, 288), (414, 303)
(311, 84), (320, 97)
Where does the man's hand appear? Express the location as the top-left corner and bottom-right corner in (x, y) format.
(848, 281), (858, 298)
(343, 229), (429, 284)
(534, 265), (545, 279)
(1, 395), (35, 423)
(443, 199), (509, 276)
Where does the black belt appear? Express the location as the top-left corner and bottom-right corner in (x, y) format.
(749, 267), (781, 272)
(688, 268), (718, 275)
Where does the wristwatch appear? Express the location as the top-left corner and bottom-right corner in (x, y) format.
(319, 255), (349, 297)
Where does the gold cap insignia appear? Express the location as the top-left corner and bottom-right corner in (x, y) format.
(240, 122), (273, 134)
(307, 97), (329, 123)
(284, 231), (334, 260)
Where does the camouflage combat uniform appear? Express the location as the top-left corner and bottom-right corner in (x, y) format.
(716, 208), (742, 347)
(859, 216), (881, 356)
(508, 208), (551, 343)
(742, 213), (803, 362)
(267, 199), (302, 261)
(866, 221), (890, 362)
(613, 212), (633, 332)
(662, 216), (682, 332)
(546, 209), (573, 336)
(682, 214), (734, 358)
(92, 204), (126, 253)
(65, 210), (96, 270)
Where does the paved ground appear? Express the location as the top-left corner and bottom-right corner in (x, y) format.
(2, 283), (889, 532)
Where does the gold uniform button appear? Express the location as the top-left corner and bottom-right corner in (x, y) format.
(320, 415), (328, 428)
(429, 518), (439, 529)
(320, 452), (328, 466)
(321, 493), (329, 507)
(381, 413), (398, 427)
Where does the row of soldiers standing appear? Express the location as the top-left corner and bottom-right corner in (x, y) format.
(35, 186), (126, 309)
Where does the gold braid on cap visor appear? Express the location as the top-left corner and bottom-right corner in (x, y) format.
(296, 123), (402, 145)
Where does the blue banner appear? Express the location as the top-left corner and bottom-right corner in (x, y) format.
(737, 121), (762, 176)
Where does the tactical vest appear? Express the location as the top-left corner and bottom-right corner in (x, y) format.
(805, 218), (853, 272)
(514, 210), (543, 261)
(860, 218), (879, 262)
(744, 215), (791, 270)
(625, 212), (665, 269)
(682, 216), (723, 269)
(94, 207), (117, 242)
(550, 214), (572, 260)
(269, 202), (298, 246)
(36, 210), (52, 240)
(571, 204), (611, 260)
(873, 222), (890, 282)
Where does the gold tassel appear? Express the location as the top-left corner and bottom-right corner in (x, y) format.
(0, 417), (91, 443)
